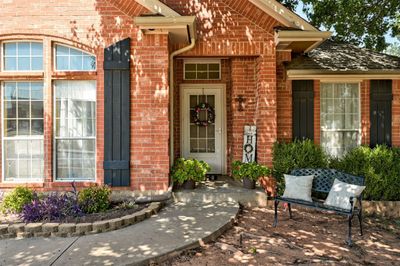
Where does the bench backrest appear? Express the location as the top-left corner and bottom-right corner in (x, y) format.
(290, 168), (365, 194)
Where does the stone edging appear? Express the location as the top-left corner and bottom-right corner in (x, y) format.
(0, 202), (163, 239)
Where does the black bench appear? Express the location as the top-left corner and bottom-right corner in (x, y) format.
(273, 168), (365, 246)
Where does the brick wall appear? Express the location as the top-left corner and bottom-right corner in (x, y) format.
(167, 0), (279, 168)
(276, 51), (292, 142)
(0, 0), (171, 191)
(360, 80), (370, 145)
(392, 80), (400, 146)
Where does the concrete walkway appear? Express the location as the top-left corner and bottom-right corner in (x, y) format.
(0, 201), (239, 266)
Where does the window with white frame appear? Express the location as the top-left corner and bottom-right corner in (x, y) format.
(320, 83), (360, 157)
(3, 42), (43, 71)
(55, 44), (96, 71)
(54, 80), (96, 181)
(2, 82), (44, 181)
(184, 60), (221, 80)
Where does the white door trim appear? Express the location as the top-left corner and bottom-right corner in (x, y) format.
(180, 83), (227, 174)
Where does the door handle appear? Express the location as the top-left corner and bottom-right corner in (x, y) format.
(216, 128), (222, 134)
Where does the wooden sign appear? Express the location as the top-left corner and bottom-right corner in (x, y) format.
(242, 125), (257, 163)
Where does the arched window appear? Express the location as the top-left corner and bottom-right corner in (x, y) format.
(55, 44), (96, 71)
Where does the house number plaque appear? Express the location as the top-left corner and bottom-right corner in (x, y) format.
(242, 125), (257, 163)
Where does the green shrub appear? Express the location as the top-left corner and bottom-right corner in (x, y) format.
(0, 186), (34, 213)
(334, 145), (400, 201)
(171, 158), (210, 185)
(231, 161), (270, 181)
(78, 185), (111, 214)
(272, 139), (329, 194)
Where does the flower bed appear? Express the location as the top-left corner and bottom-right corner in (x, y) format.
(0, 202), (163, 239)
(0, 185), (165, 239)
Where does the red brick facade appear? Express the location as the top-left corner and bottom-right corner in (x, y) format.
(0, 0), (398, 191)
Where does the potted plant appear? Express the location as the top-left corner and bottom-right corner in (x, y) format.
(171, 158), (211, 189)
(231, 161), (271, 189)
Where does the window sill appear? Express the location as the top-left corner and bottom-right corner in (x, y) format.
(0, 72), (44, 80)
(0, 182), (45, 188)
(51, 71), (97, 80)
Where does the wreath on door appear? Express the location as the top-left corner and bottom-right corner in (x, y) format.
(193, 102), (215, 126)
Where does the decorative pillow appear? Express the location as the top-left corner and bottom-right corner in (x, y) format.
(324, 179), (366, 211)
(282, 174), (314, 202)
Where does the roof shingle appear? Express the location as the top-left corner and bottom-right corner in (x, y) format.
(286, 40), (400, 72)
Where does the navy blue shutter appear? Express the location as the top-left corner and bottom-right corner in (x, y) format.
(103, 38), (131, 186)
(370, 80), (392, 147)
(292, 80), (314, 140)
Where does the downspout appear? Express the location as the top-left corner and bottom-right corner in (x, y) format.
(169, 36), (196, 167)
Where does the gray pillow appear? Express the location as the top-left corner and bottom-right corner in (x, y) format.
(324, 179), (366, 211)
(282, 174), (314, 202)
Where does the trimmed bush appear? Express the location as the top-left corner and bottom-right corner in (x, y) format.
(231, 161), (271, 181)
(171, 158), (210, 185)
(272, 139), (329, 194)
(0, 186), (34, 213)
(333, 145), (400, 201)
(78, 185), (111, 214)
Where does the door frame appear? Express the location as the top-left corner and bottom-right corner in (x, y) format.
(180, 83), (227, 174)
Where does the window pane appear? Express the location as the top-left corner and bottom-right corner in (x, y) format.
(5, 120), (17, 137)
(18, 101), (30, 118)
(4, 57), (17, 71)
(83, 56), (96, 70)
(18, 82), (30, 100)
(185, 71), (196, 80)
(70, 55), (82, 70)
(31, 57), (43, 71)
(209, 64), (219, 71)
(31, 43), (43, 56)
(185, 64), (196, 71)
(18, 119), (30, 135)
(31, 102), (43, 118)
(4, 102), (17, 118)
(184, 62), (221, 80)
(3, 140), (44, 181)
(209, 71), (220, 79)
(55, 45), (96, 71)
(56, 45), (69, 56)
(3, 81), (44, 146)
(4, 82), (17, 100)
(18, 57), (30, 70)
(4, 43), (17, 56)
(197, 71), (207, 79)
(4, 42), (43, 71)
(31, 120), (43, 135)
(31, 83), (43, 100)
(54, 81), (96, 181)
(197, 64), (207, 71)
(18, 43), (30, 56)
(56, 56), (69, 70)
(56, 139), (95, 180)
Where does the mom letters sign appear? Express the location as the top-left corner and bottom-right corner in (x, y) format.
(242, 126), (257, 163)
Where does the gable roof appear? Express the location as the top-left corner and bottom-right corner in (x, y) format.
(286, 40), (400, 78)
(249, 0), (317, 31)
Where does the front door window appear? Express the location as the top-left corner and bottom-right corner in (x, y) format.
(190, 95), (215, 153)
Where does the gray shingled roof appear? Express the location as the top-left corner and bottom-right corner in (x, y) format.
(286, 40), (400, 72)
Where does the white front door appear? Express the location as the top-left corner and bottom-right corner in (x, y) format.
(181, 84), (225, 174)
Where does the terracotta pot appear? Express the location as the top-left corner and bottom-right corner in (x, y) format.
(182, 180), (196, 190)
(259, 176), (277, 197)
(243, 177), (256, 189)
